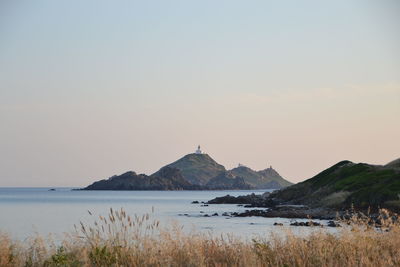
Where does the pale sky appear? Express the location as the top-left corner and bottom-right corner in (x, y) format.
(0, 0), (399, 187)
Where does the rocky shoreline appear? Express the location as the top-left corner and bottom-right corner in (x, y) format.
(206, 193), (337, 220)
(201, 193), (349, 221)
(228, 207), (338, 220)
(179, 209), (341, 227)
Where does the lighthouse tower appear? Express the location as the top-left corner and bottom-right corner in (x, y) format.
(195, 145), (202, 154)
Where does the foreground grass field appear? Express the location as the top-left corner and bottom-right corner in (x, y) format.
(1, 208), (399, 267)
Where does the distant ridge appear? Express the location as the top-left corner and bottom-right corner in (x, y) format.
(83, 149), (292, 190)
(229, 165), (292, 189)
(206, 172), (253, 190)
(153, 153), (292, 189)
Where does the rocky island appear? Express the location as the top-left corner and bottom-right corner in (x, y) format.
(82, 146), (292, 190)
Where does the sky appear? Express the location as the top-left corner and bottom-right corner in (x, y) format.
(0, 0), (399, 187)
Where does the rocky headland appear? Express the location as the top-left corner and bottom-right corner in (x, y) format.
(206, 158), (400, 219)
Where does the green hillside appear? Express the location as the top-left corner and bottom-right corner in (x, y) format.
(272, 159), (400, 210)
(153, 153), (226, 186)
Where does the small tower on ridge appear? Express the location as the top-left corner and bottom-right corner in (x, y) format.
(195, 145), (202, 154)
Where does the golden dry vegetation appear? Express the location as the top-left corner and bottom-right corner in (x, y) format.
(1, 208), (399, 267)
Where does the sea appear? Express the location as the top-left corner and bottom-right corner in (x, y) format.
(0, 188), (335, 241)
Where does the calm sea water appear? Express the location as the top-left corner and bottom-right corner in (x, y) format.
(0, 188), (333, 240)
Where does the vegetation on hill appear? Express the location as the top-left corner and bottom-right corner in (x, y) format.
(272, 159), (400, 210)
(153, 153), (226, 186)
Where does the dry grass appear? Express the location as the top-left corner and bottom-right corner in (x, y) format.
(1, 208), (400, 267)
